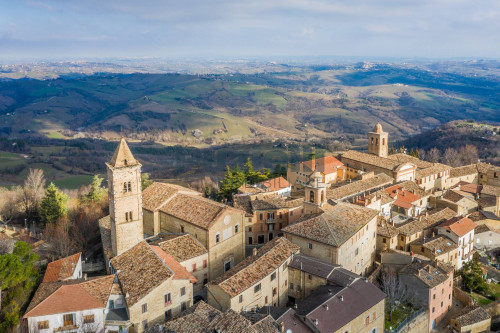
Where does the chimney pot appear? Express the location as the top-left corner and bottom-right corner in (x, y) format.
(253, 248), (258, 256)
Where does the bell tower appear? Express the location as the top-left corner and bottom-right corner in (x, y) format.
(368, 123), (388, 157)
(106, 138), (144, 256)
(303, 170), (327, 214)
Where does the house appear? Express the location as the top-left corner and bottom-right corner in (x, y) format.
(233, 193), (303, 247)
(287, 155), (345, 188)
(42, 252), (83, 283)
(468, 210), (500, 229)
(399, 261), (454, 332)
(157, 301), (281, 333)
(24, 275), (114, 333)
(376, 217), (399, 253)
(477, 162), (500, 187)
(436, 190), (478, 216)
(207, 237), (299, 312)
(410, 236), (459, 269)
(269, 276), (386, 333)
(449, 165), (480, 187)
(454, 183), (500, 217)
(449, 305), (491, 333)
(437, 216), (477, 269)
(327, 172), (394, 203)
(383, 181), (429, 219)
(146, 233), (209, 294)
(474, 224), (500, 251)
(237, 176), (292, 196)
(110, 241), (196, 333)
(415, 164), (452, 192)
(282, 202), (378, 276)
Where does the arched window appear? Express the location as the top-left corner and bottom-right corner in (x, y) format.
(310, 191), (315, 203)
(382, 138), (385, 145)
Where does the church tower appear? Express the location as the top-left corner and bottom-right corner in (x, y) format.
(368, 123), (389, 158)
(106, 138), (144, 257)
(303, 170), (327, 214)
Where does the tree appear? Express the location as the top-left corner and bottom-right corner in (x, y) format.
(43, 216), (73, 258)
(389, 145), (396, 155)
(71, 202), (105, 253)
(414, 148), (420, 159)
(398, 146), (406, 154)
(141, 173), (153, 191)
(272, 164), (287, 178)
(82, 175), (106, 204)
(380, 270), (414, 322)
(458, 144), (479, 165)
(444, 148), (461, 167)
(460, 259), (488, 294)
(218, 166), (236, 201)
(427, 148), (440, 163)
(39, 183), (69, 224)
(0, 186), (22, 224)
(21, 169), (45, 220)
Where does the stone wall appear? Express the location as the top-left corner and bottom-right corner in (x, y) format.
(453, 286), (474, 307)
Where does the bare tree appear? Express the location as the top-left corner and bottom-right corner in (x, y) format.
(191, 176), (219, 198)
(0, 238), (15, 254)
(444, 148), (461, 167)
(426, 148), (440, 163)
(43, 216), (73, 258)
(70, 202), (105, 252)
(380, 270), (414, 322)
(0, 186), (22, 223)
(458, 144), (479, 165)
(22, 169), (45, 219)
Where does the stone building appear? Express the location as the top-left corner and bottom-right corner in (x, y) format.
(327, 172), (394, 203)
(207, 237), (299, 312)
(110, 241), (196, 333)
(437, 216), (476, 269)
(449, 305), (491, 333)
(283, 202), (378, 276)
(410, 236), (459, 269)
(415, 164), (451, 192)
(368, 123), (389, 157)
(474, 224), (500, 250)
(287, 155), (345, 189)
(399, 261), (454, 332)
(435, 190), (478, 216)
(237, 176), (292, 196)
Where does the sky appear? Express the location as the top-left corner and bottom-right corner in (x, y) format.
(1, 0), (500, 60)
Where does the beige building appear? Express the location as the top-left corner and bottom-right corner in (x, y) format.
(110, 241), (196, 333)
(146, 233), (209, 294)
(450, 305), (491, 333)
(327, 172), (394, 203)
(410, 235), (459, 269)
(287, 155), (346, 188)
(415, 164), (452, 191)
(207, 237), (299, 312)
(436, 190), (478, 216)
(283, 202), (378, 276)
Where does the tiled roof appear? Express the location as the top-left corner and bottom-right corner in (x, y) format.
(42, 253), (81, 283)
(143, 182), (201, 211)
(98, 215), (113, 261)
(327, 173), (393, 200)
(475, 224), (499, 234)
(250, 196), (304, 211)
(413, 235), (458, 255)
(150, 245), (197, 283)
(400, 262), (451, 288)
(450, 164), (479, 178)
(209, 238), (299, 297)
(237, 184), (266, 195)
(24, 275), (114, 318)
(160, 193), (238, 230)
(421, 208), (457, 227)
(476, 162), (500, 174)
(384, 182), (423, 204)
(468, 210), (500, 222)
(233, 195), (254, 215)
(459, 183), (482, 194)
(454, 306), (490, 327)
(256, 177), (291, 192)
(397, 219), (426, 236)
(301, 155), (344, 174)
(415, 163), (451, 180)
(442, 190), (468, 203)
(110, 241), (173, 306)
(341, 150), (402, 170)
(387, 153), (434, 169)
(148, 233), (207, 262)
(439, 216), (477, 237)
(481, 184), (500, 197)
(108, 138), (139, 168)
(478, 196), (497, 208)
(282, 202), (378, 246)
(393, 199), (413, 209)
(377, 217), (399, 237)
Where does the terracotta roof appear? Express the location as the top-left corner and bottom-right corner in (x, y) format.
(450, 164), (479, 178)
(237, 184), (266, 195)
(415, 163), (451, 180)
(256, 177), (290, 192)
(43, 253), (81, 283)
(250, 196), (304, 211)
(475, 224), (499, 234)
(209, 238), (299, 297)
(108, 138), (139, 168)
(393, 200), (413, 209)
(413, 235), (458, 255)
(454, 306), (490, 327)
(283, 202), (378, 247)
(327, 173), (393, 200)
(142, 182), (201, 211)
(377, 217), (399, 237)
(110, 241), (173, 306)
(160, 194), (238, 230)
(478, 196), (497, 209)
(420, 208), (457, 227)
(24, 275), (114, 318)
(459, 183), (482, 194)
(400, 262), (451, 288)
(384, 182), (423, 204)
(476, 162), (494, 174)
(387, 153), (434, 169)
(481, 184), (500, 197)
(341, 150), (402, 170)
(302, 155), (344, 174)
(148, 233), (207, 262)
(439, 216), (477, 237)
(151, 245), (197, 283)
(233, 195), (254, 215)
(442, 190), (469, 203)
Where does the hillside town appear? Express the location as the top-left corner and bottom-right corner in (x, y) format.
(4, 123), (500, 333)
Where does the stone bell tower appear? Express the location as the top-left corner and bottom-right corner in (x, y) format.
(303, 169), (327, 214)
(106, 138), (144, 256)
(368, 123), (389, 158)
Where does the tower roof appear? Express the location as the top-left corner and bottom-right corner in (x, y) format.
(109, 138), (139, 168)
(373, 123), (383, 133)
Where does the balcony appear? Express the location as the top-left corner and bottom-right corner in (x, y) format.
(266, 218), (277, 224)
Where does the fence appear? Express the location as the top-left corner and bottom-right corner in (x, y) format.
(386, 308), (426, 333)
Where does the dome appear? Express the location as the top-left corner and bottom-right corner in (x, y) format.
(373, 123), (383, 133)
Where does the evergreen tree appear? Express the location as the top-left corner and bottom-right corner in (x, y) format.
(460, 259), (488, 294)
(409, 148), (415, 157)
(398, 146), (406, 154)
(414, 148), (420, 159)
(389, 146), (396, 155)
(243, 158), (258, 184)
(82, 175), (106, 203)
(141, 173), (153, 190)
(39, 183), (69, 224)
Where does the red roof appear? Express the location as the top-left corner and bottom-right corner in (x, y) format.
(43, 253), (81, 283)
(151, 245), (197, 283)
(257, 177), (290, 192)
(460, 183), (482, 194)
(384, 184), (420, 204)
(302, 156), (343, 175)
(393, 199), (413, 209)
(439, 217), (477, 237)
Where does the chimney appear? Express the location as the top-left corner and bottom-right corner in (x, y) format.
(83, 273), (88, 280)
(323, 304), (329, 310)
(294, 303), (298, 309)
(328, 289), (332, 295)
(427, 265), (432, 273)
(313, 319), (318, 325)
(339, 295), (344, 301)
(280, 322), (285, 333)
(253, 248), (258, 256)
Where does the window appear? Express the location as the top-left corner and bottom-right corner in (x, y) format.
(249, 237), (253, 244)
(372, 312), (376, 321)
(63, 314), (74, 326)
(259, 213), (263, 220)
(355, 248), (359, 256)
(290, 283), (294, 290)
(142, 303), (148, 313)
(366, 316), (370, 326)
(216, 233), (220, 243)
(125, 211), (133, 221)
(165, 310), (172, 321)
(432, 307), (435, 313)
(83, 315), (94, 324)
(142, 320), (148, 330)
(37, 321), (49, 330)
(441, 301), (443, 308)
(271, 272), (276, 281)
(181, 302), (187, 311)
(401, 236), (404, 241)
(181, 226), (184, 233)
(433, 294), (435, 300)
(235, 224), (239, 233)
(249, 227), (252, 232)
(239, 295), (243, 303)
(203, 259), (207, 268)
(308, 274), (312, 280)
(165, 293), (172, 306)
(192, 263), (197, 272)
(265, 296), (268, 303)
(308, 243), (313, 249)
(124, 181), (131, 192)
(383, 238), (387, 243)
(180, 287), (186, 296)
(273, 287), (277, 296)
(254, 283), (261, 293)
(285, 280), (287, 286)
